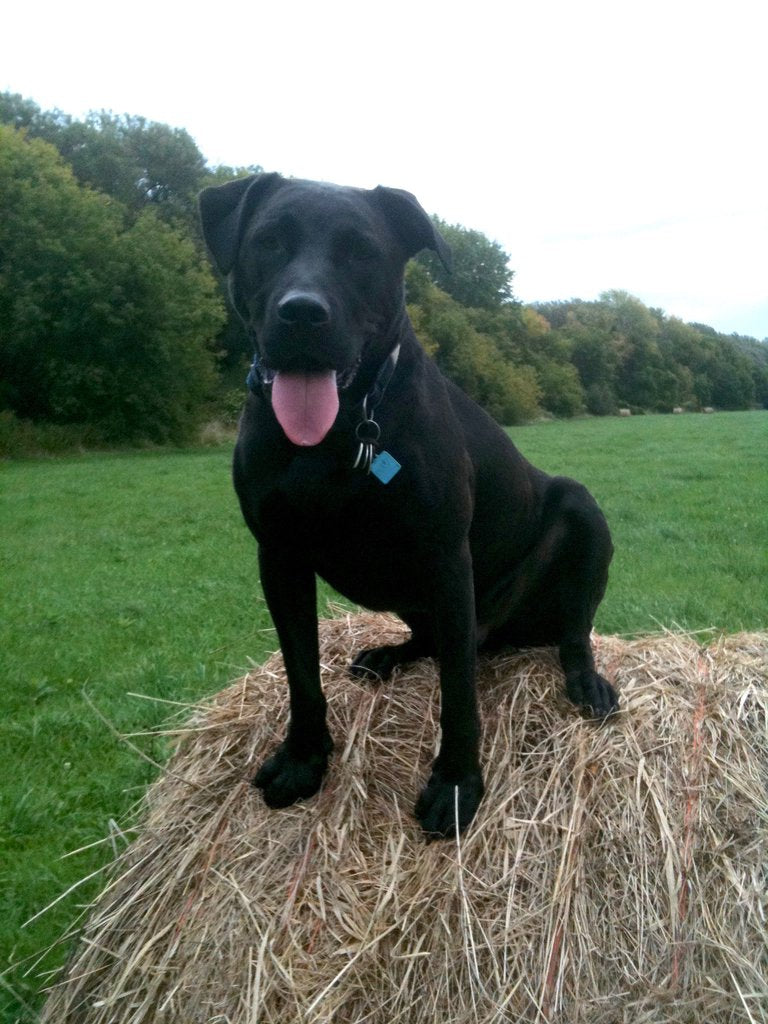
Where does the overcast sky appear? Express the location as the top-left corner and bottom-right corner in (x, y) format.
(3, 0), (766, 339)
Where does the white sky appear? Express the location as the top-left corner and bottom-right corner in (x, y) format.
(3, 0), (766, 339)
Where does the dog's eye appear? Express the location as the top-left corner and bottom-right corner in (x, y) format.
(340, 237), (376, 264)
(258, 234), (284, 254)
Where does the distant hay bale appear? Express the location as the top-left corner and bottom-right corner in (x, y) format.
(42, 615), (768, 1024)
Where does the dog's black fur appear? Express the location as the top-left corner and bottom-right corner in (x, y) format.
(199, 173), (617, 837)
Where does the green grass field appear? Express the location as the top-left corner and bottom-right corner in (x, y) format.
(1, 411), (766, 1021)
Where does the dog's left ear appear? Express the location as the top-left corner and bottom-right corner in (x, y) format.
(372, 186), (451, 272)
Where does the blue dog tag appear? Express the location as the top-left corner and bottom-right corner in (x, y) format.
(370, 450), (401, 484)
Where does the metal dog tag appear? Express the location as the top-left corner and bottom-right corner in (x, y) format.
(370, 451), (401, 484)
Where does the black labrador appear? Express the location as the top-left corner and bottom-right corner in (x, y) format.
(199, 173), (617, 838)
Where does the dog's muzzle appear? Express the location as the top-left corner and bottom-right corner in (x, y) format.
(246, 347), (362, 448)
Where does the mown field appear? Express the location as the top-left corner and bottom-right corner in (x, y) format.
(1, 410), (766, 1021)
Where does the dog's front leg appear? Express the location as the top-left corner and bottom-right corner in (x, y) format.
(415, 542), (484, 838)
(253, 544), (333, 808)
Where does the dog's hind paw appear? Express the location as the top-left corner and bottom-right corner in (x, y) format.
(350, 637), (432, 682)
(415, 767), (484, 839)
(254, 736), (332, 809)
(566, 670), (619, 720)
(349, 644), (403, 682)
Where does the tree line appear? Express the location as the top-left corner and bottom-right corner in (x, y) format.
(1, 93), (765, 450)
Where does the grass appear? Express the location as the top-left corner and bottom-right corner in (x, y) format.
(524, 412), (767, 635)
(1, 410), (766, 1021)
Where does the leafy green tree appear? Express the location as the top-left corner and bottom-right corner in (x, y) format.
(584, 382), (617, 416)
(5, 92), (763, 424)
(730, 335), (768, 407)
(468, 304), (535, 366)
(56, 112), (207, 225)
(533, 303), (619, 414)
(570, 326), (619, 403)
(0, 125), (225, 442)
(530, 300), (572, 330)
(0, 92), (69, 135)
(536, 293), (764, 413)
(406, 263), (540, 423)
(708, 340), (755, 409)
(600, 289), (660, 342)
(200, 163), (264, 188)
(0, 95), (208, 228)
(536, 361), (585, 417)
(417, 219), (515, 310)
(595, 290), (667, 409)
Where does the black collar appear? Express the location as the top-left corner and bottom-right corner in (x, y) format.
(360, 343), (400, 418)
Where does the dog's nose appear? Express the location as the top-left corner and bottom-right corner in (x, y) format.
(277, 291), (331, 327)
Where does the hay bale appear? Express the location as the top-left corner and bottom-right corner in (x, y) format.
(42, 616), (768, 1023)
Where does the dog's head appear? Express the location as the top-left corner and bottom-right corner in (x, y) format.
(199, 173), (449, 446)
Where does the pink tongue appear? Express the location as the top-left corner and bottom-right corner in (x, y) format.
(271, 370), (339, 446)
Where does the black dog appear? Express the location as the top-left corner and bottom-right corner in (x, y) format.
(199, 173), (617, 838)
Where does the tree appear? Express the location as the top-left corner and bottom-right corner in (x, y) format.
(730, 335), (768, 407)
(533, 302), (619, 414)
(405, 263), (540, 423)
(0, 125), (226, 442)
(708, 340), (755, 409)
(417, 219), (515, 310)
(55, 112), (207, 226)
(535, 294), (764, 413)
(6, 93), (763, 426)
(595, 290), (666, 409)
(0, 92), (69, 136)
(200, 163), (264, 188)
(0, 96), (208, 228)
(536, 361), (585, 418)
(0, 95), (271, 376)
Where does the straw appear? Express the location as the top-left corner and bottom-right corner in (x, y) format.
(40, 614), (768, 1023)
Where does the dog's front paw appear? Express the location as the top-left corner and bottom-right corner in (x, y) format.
(566, 670), (619, 720)
(415, 766), (484, 839)
(254, 736), (332, 809)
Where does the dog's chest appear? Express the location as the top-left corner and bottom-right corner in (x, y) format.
(253, 456), (434, 609)
(259, 467), (402, 548)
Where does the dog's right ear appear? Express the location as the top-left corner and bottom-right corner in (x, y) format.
(371, 186), (452, 272)
(199, 172), (283, 275)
